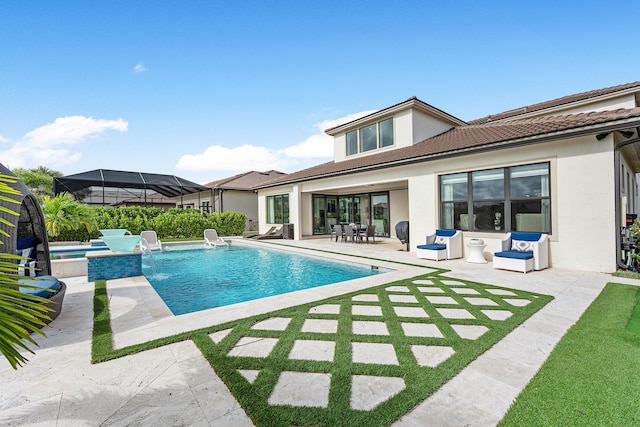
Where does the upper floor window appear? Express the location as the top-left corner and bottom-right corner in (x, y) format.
(440, 162), (551, 233)
(346, 118), (394, 156)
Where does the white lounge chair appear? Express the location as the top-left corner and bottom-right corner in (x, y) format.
(204, 229), (229, 247)
(140, 230), (162, 251)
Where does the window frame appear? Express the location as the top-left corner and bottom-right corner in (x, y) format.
(267, 194), (290, 224)
(345, 117), (394, 156)
(439, 162), (551, 233)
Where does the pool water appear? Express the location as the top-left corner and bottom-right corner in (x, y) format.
(50, 246), (109, 260)
(142, 245), (388, 315)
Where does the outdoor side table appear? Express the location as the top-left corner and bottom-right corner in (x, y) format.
(466, 238), (487, 264)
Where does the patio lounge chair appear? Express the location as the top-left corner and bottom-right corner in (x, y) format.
(204, 228), (229, 247)
(246, 226), (276, 239)
(416, 229), (463, 260)
(255, 226), (283, 240)
(493, 232), (549, 273)
(140, 230), (162, 251)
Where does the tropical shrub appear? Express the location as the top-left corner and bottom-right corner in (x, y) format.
(41, 192), (97, 237)
(48, 206), (246, 241)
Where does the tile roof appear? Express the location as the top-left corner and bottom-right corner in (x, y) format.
(469, 81), (640, 125)
(204, 170), (286, 190)
(256, 108), (640, 189)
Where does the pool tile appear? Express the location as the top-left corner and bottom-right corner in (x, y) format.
(450, 287), (480, 295)
(451, 324), (489, 340)
(401, 323), (443, 338)
(411, 345), (455, 367)
(482, 310), (513, 320)
(352, 294), (379, 302)
(464, 297), (499, 306)
(486, 288), (518, 296)
(352, 342), (398, 365)
(436, 308), (475, 319)
(386, 286), (411, 292)
(504, 298), (532, 307)
(351, 375), (406, 410)
(251, 317), (292, 331)
(352, 305), (383, 316)
(388, 294), (419, 303)
(393, 306), (429, 318)
(352, 321), (389, 336)
(417, 286), (445, 293)
(269, 372), (331, 408)
(209, 328), (232, 344)
(288, 339), (335, 361)
(309, 304), (341, 314)
(425, 296), (458, 305)
(227, 337), (279, 358)
(300, 319), (338, 334)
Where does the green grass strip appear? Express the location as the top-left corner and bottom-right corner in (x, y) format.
(92, 273), (551, 426)
(499, 283), (640, 426)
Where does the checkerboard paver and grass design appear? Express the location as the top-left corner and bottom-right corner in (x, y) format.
(93, 274), (552, 426)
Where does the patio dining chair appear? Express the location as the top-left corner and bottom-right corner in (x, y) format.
(342, 224), (356, 243)
(359, 224), (376, 244)
(330, 224), (342, 242)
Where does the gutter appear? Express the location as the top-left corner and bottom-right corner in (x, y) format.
(615, 128), (640, 269)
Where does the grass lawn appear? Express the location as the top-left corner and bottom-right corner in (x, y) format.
(498, 282), (640, 426)
(92, 273), (551, 426)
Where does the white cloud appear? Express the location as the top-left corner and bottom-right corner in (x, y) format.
(0, 116), (128, 169)
(176, 109), (376, 174)
(133, 62), (147, 73)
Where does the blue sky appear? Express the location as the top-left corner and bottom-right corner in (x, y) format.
(1, 1), (639, 184)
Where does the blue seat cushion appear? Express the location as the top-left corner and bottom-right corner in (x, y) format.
(435, 229), (456, 237)
(17, 237), (38, 250)
(417, 244), (447, 251)
(510, 232), (541, 242)
(18, 275), (60, 298)
(494, 250), (534, 260)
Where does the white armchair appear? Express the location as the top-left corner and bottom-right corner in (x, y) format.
(416, 229), (463, 261)
(493, 232), (549, 273)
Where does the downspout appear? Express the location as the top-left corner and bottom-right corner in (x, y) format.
(614, 129), (640, 269)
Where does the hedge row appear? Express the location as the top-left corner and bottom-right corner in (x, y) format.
(49, 207), (247, 242)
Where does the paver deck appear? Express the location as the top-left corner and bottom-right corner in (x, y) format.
(2, 237), (639, 426)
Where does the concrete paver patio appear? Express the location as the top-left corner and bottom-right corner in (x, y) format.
(2, 237), (639, 426)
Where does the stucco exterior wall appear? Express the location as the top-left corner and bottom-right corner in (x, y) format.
(389, 189), (409, 238)
(404, 134), (617, 272)
(259, 133), (621, 272)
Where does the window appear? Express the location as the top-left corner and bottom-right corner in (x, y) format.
(267, 194), (289, 224)
(346, 131), (358, 156)
(379, 118), (393, 147)
(359, 124), (377, 152)
(345, 118), (394, 156)
(440, 162), (551, 233)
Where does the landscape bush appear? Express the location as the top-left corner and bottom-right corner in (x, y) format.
(49, 207), (246, 241)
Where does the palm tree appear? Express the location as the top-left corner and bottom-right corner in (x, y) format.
(0, 173), (51, 369)
(41, 192), (97, 237)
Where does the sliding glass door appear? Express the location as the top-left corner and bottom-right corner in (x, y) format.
(312, 192), (389, 237)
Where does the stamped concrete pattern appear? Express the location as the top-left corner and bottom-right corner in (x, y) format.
(1, 237), (637, 426)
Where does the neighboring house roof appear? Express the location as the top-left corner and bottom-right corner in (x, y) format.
(204, 170), (286, 191)
(469, 81), (640, 125)
(257, 107), (640, 189)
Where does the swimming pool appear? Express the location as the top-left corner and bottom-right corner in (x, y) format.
(50, 246), (109, 260)
(142, 244), (389, 315)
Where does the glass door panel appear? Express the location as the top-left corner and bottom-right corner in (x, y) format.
(371, 193), (389, 237)
(313, 196), (326, 234)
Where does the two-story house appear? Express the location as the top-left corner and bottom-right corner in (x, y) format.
(255, 82), (640, 272)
